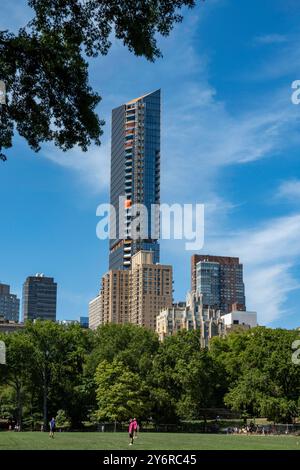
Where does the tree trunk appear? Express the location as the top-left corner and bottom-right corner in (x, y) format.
(203, 414), (207, 433)
(43, 368), (48, 431)
(16, 385), (22, 431)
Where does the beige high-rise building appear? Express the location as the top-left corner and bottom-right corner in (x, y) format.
(129, 251), (173, 330)
(88, 294), (102, 330)
(91, 250), (173, 330)
(100, 270), (130, 324)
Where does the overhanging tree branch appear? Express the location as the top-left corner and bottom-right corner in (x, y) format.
(0, 0), (196, 161)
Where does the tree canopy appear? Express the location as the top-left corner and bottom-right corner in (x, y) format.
(95, 359), (151, 422)
(1, 323), (299, 429)
(210, 327), (300, 423)
(0, 0), (196, 161)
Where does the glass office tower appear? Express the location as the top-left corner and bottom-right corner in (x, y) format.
(194, 256), (246, 313)
(109, 90), (160, 270)
(196, 261), (221, 308)
(0, 283), (20, 321)
(22, 274), (57, 322)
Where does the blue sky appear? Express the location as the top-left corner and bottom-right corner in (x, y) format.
(1, 0), (300, 327)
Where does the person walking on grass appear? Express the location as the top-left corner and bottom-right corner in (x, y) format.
(133, 418), (138, 439)
(128, 419), (134, 446)
(49, 417), (56, 438)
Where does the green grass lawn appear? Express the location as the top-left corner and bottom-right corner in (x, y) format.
(0, 432), (299, 450)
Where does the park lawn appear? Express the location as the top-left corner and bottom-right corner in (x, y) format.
(0, 432), (300, 450)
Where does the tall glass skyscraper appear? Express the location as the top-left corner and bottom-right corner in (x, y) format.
(109, 90), (160, 270)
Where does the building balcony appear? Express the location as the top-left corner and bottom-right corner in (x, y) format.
(126, 125), (135, 132)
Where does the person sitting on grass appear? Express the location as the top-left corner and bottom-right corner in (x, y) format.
(49, 417), (56, 439)
(128, 419), (134, 446)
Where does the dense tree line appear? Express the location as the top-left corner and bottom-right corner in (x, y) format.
(0, 322), (299, 429)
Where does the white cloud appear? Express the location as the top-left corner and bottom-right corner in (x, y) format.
(44, 142), (110, 194)
(221, 215), (300, 265)
(162, 79), (300, 237)
(254, 34), (288, 45)
(245, 263), (299, 325)
(249, 37), (300, 81)
(206, 214), (300, 324)
(278, 179), (300, 200)
(163, 212), (300, 325)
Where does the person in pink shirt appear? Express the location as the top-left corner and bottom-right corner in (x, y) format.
(133, 418), (138, 439)
(128, 419), (134, 445)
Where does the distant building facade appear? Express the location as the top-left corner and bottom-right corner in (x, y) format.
(156, 292), (223, 346)
(0, 315), (25, 334)
(191, 255), (246, 313)
(80, 316), (89, 329)
(109, 90), (161, 270)
(90, 250), (172, 330)
(58, 317), (89, 328)
(156, 304), (192, 341)
(221, 309), (257, 333)
(22, 274), (57, 322)
(100, 270), (130, 325)
(157, 297), (257, 345)
(129, 251), (172, 330)
(0, 283), (20, 322)
(59, 319), (78, 326)
(88, 294), (102, 330)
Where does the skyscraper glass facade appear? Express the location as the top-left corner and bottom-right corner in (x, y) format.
(196, 262), (220, 308)
(196, 257), (245, 313)
(80, 316), (89, 328)
(22, 275), (57, 322)
(0, 283), (20, 321)
(109, 90), (160, 270)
